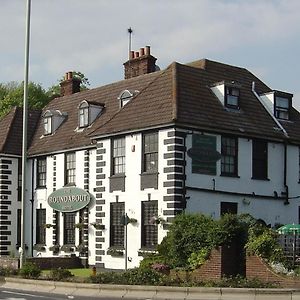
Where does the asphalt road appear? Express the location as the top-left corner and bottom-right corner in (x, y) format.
(0, 289), (139, 300)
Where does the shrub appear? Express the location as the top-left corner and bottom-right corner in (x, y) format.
(0, 267), (18, 276)
(19, 262), (41, 279)
(48, 268), (74, 281)
(187, 247), (210, 269)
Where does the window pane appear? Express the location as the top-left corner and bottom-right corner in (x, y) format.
(143, 133), (158, 172)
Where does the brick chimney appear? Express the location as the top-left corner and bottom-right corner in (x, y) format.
(60, 71), (81, 96)
(123, 46), (157, 79)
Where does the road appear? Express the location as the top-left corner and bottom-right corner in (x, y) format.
(0, 289), (139, 300)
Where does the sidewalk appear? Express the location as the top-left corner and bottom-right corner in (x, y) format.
(1, 277), (300, 299)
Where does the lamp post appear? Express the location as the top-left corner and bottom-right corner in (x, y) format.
(20, 0), (31, 268)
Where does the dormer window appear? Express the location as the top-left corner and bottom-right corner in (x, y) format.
(225, 87), (240, 109)
(274, 96), (290, 120)
(42, 110), (67, 136)
(119, 90), (133, 107)
(79, 101), (89, 128)
(43, 112), (52, 135)
(77, 100), (103, 128)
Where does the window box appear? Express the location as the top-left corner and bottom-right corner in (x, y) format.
(43, 223), (54, 229)
(61, 245), (75, 252)
(138, 249), (157, 257)
(74, 222), (85, 230)
(33, 244), (46, 252)
(76, 244), (88, 253)
(107, 248), (124, 257)
(49, 245), (60, 253)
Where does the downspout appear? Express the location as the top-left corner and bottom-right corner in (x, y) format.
(252, 82), (289, 204)
(183, 132), (187, 210)
(30, 159), (34, 257)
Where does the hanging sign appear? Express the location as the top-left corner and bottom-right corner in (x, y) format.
(48, 187), (90, 212)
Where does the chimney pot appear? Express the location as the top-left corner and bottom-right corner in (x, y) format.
(145, 46), (150, 56)
(140, 48), (145, 56)
(129, 51), (134, 60)
(135, 51), (139, 58)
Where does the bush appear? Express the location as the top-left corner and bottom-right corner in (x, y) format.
(0, 267), (18, 276)
(48, 268), (74, 281)
(19, 262), (41, 279)
(187, 247), (210, 269)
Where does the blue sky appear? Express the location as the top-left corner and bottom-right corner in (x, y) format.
(1, 0), (300, 108)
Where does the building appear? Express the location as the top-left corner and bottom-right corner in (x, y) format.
(1, 46), (300, 269)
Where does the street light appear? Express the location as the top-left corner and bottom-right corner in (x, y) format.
(20, 0), (31, 268)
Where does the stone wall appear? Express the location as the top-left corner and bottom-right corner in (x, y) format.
(26, 257), (83, 270)
(0, 257), (19, 269)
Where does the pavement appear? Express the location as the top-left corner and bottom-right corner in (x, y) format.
(1, 277), (300, 299)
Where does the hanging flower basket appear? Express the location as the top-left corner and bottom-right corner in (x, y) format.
(61, 245), (75, 252)
(49, 245), (60, 253)
(90, 222), (105, 230)
(33, 244), (46, 251)
(75, 223), (85, 229)
(128, 218), (138, 224)
(43, 224), (54, 229)
(76, 244), (88, 253)
(149, 216), (166, 225)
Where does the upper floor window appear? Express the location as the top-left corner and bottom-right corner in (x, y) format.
(78, 100), (103, 128)
(252, 139), (268, 180)
(112, 137), (125, 175)
(225, 86), (240, 109)
(142, 132), (158, 173)
(221, 136), (238, 176)
(43, 112), (52, 135)
(79, 102), (89, 127)
(37, 157), (46, 187)
(118, 90), (133, 108)
(274, 96), (290, 120)
(65, 152), (76, 185)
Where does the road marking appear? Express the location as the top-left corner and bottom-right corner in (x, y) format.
(2, 290), (46, 298)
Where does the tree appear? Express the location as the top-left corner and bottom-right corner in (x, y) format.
(0, 81), (50, 117)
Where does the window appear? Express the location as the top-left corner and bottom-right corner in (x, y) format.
(65, 152), (76, 185)
(221, 136), (238, 176)
(43, 114), (52, 135)
(252, 140), (268, 179)
(79, 102), (89, 128)
(143, 132), (158, 172)
(141, 201), (158, 249)
(17, 209), (21, 246)
(37, 158), (46, 187)
(63, 212), (75, 245)
(225, 86), (239, 109)
(112, 138), (125, 175)
(118, 90), (133, 107)
(299, 147), (300, 182)
(110, 202), (125, 248)
(221, 202), (238, 216)
(275, 96), (290, 120)
(36, 209), (46, 244)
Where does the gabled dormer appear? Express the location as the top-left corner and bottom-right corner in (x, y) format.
(117, 90), (139, 108)
(43, 110), (67, 136)
(260, 90), (293, 121)
(211, 81), (241, 110)
(78, 100), (104, 128)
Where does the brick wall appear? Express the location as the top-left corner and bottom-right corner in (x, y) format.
(246, 255), (300, 288)
(26, 257), (83, 270)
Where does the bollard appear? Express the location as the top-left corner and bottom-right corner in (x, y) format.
(92, 266), (96, 276)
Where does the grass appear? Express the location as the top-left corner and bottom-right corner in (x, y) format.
(42, 268), (92, 278)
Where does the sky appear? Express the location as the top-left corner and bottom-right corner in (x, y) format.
(1, 0), (300, 108)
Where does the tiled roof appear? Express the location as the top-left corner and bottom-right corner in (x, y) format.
(28, 58), (300, 156)
(0, 107), (41, 156)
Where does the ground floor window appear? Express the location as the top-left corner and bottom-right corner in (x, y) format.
(64, 212), (75, 245)
(36, 209), (46, 244)
(141, 200), (158, 249)
(220, 202), (238, 216)
(17, 209), (21, 246)
(110, 202), (125, 248)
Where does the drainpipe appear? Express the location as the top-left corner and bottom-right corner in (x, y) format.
(183, 132), (187, 210)
(30, 160), (35, 256)
(284, 142), (289, 205)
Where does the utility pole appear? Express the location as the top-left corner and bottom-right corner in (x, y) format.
(20, 0), (31, 268)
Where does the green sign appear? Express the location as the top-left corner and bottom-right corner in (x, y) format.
(189, 134), (219, 175)
(48, 187), (90, 212)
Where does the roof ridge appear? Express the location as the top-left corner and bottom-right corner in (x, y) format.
(89, 66), (173, 137)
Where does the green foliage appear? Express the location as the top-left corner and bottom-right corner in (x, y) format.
(89, 268), (164, 285)
(187, 247), (210, 270)
(245, 226), (285, 264)
(0, 81), (50, 117)
(157, 213), (248, 268)
(0, 267), (18, 276)
(48, 268), (74, 281)
(19, 262), (41, 279)
(139, 253), (167, 269)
